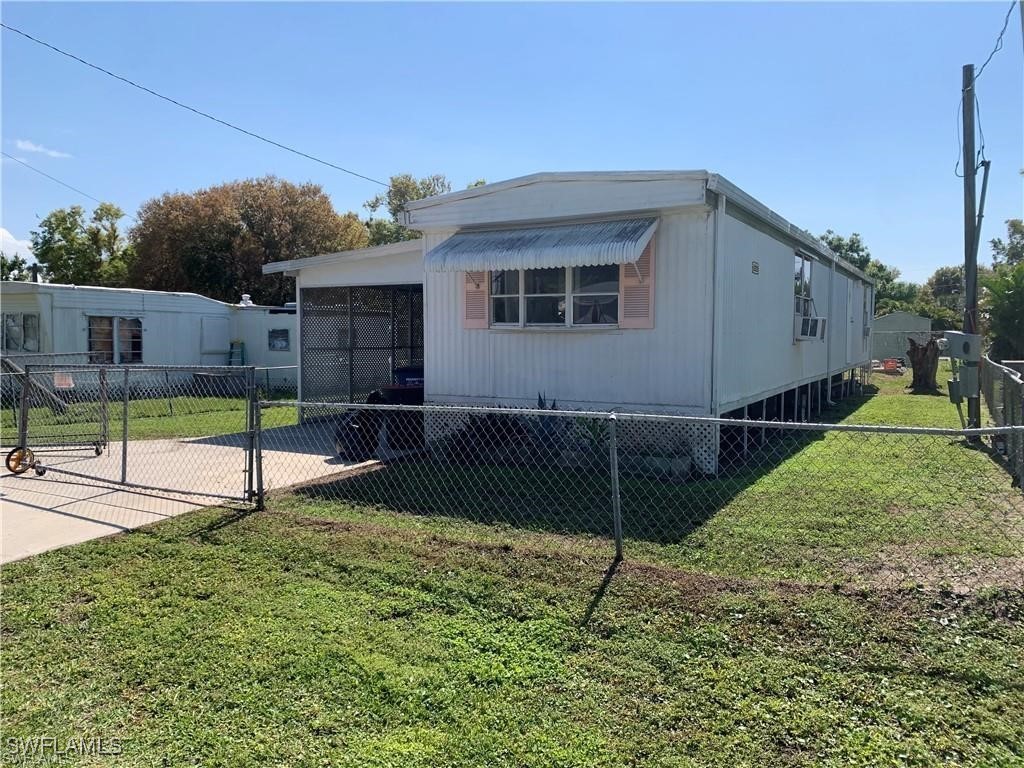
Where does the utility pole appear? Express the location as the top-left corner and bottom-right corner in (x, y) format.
(961, 63), (981, 429)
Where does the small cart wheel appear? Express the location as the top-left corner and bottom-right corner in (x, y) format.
(5, 446), (35, 475)
(94, 444), (103, 456)
(34, 465), (47, 477)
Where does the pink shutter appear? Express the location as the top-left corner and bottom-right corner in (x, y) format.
(463, 271), (488, 329)
(619, 240), (655, 329)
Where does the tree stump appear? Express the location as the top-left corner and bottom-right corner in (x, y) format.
(906, 337), (940, 392)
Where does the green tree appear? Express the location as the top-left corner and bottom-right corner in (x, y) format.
(364, 174), (452, 246)
(990, 218), (1023, 267)
(1, 251), (32, 281)
(983, 261), (1024, 360)
(820, 231), (921, 316)
(820, 230), (872, 271)
(130, 176), (368, 304)
(911, 291), (960, 332)
(29, 204), (133, 286)
(924, 265), (964, 311)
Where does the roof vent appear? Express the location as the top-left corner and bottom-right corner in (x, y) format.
(240, 294), (253, 306)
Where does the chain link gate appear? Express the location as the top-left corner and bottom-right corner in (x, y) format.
(4, 364), (260, 510)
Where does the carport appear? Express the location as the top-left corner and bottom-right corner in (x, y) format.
(263, 239), (425, 412)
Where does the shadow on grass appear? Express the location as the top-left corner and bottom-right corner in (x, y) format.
(186, 505), (259, 542)
(578, 558), (621, 628)
(290, 415), (838, 547)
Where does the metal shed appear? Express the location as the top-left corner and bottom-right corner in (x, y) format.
(871, 311), (933, 363)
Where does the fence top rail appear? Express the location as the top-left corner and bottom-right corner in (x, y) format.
(23, 364), (257, 374)
(261, 399), (1024, 437)
(984, 355), (1024, 384)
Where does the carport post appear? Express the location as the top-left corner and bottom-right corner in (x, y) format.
(121, 368), (129, 484)
(608, 414), (623, 562)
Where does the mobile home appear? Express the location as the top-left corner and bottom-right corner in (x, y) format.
(0, 282), (297, 387)
(265, 171), (874, 468)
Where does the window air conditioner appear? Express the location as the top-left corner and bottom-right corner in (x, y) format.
(794, 314), (827, 342)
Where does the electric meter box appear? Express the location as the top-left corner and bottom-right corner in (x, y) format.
(943, 331), (981, 362)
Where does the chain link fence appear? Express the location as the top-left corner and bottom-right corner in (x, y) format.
(3, 364), (266, 511)
(256, 401), (1024, 591)
(982, 354), (1024, 482)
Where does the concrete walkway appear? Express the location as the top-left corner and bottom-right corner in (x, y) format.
(1, 423), (353, 563)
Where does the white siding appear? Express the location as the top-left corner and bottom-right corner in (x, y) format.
(297, 250), (423, 288)
(230, 308), (297, 388)
(424, 211), (713, 412)
(716, 213), (867, 413)
(1, 284), (297, 373)
(43, 287), (228, 366)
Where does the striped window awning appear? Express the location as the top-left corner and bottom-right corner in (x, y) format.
(425, 217), (658, 272)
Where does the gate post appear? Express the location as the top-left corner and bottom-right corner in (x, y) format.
(253, 391), (264, 511)
(99, 367), (109, 448)
(17, 365), (31, 447)
(121, 367), (129, 484)
(608, 414), (623, 562)
(245, 367), (257, 504)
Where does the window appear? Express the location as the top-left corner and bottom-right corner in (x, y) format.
(524, 268), (566, 325)
(487, 267), (619, 327)
(118, 318), (143, 363)
(268, 328), (290, 351)
(862, 288), (871, 338)
(2, 313), (40, 353)
(794, 253), (813, 316)
(572, 265), (619, 325)
(88, 316), (114, 363)
(88, 316), (142, 364)
(490, 270), (519, 325)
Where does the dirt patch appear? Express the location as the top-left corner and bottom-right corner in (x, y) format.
(844, 546), (1024, 594)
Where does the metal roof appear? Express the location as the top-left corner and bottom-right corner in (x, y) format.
(401, 170), (873, 286)
(424, 217), (658, 273)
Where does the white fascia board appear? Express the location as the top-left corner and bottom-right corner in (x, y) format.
(262, 239), (425, 276)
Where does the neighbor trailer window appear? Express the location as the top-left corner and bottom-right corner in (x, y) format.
(487, 267), (619, 327)
(2, 313), (40, 354)
(88, 316), (142, 364)
(268, 328), (290, 351)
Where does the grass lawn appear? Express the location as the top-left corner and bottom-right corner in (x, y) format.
(1, 363), (1022, 766)
(1, 396), (297, 443)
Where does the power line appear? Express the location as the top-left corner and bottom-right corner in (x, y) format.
(2, 151), (137, 221)
(972, 0), (1018, 83)
(954, 1), (1019, 176)
(0, 23), (390, 189)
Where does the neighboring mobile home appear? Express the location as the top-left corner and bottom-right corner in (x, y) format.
(0, 282), (296, 387)
(265, 171), (875, 470)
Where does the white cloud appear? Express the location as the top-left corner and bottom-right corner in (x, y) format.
(0, 228), (33, 257)
(14, 139), (72, 159)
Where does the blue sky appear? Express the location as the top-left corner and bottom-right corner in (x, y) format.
(2, 1), (1021, 283)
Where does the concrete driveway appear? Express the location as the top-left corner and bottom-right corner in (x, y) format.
(1, 422), (357, 563)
